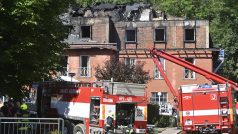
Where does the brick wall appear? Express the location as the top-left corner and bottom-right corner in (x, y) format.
(67, 17), (213, 103)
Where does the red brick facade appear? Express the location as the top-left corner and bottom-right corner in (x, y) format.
(65, 16), (214, 104)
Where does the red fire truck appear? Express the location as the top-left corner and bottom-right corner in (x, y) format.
(37, 81), (147, 134)
(150, 48), (238, 134)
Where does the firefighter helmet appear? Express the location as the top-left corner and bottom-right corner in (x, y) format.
(20, 103), (28, 111)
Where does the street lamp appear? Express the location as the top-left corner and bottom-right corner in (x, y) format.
(68, 73), (76, 82)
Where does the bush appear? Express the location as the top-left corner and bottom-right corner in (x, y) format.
(158, 115), (170, 128)
(147, 103), (159, 126)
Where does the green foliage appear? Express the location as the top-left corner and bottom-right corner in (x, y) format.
(158, 115), (170, 128)
(95, 58), (151, 84)
(147, 103), (159, 126)
(0, 0), (69, 98)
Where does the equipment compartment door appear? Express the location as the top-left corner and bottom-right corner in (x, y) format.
(115, 103), (135, 128)
(193, 91), (220, 125)
(89, 97), (100, 125)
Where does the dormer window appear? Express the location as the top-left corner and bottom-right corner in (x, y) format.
(125, 29), (136, 43)
(154, 28), (166, 42)
(184, 28), (195, 42)
(81, 25), (91, 38)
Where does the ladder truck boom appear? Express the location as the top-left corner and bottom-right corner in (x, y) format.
(150, 47), (238, 134)
(150, 48), (238, 89)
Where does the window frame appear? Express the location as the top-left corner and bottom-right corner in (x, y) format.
(184, 58), (196, 79)
(150, 92), (168, 105)
(125, 28), (137, 43)
(154, 27), (166, 42)
(154, 58), (165, 79)
(81, 25), (91, 39)
(184, 27), (196, 42)
(62, 55), (69, 76)
(79, 55), (91, 77)
(125, 58), (136, 66)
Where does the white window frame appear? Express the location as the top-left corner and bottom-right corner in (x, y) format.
(154, 58), (165, 79)
(125, 58), (136, 66)
(150, 92), (168, 105)
(184, 58), (196, 79)
(79, 55), (91, 77)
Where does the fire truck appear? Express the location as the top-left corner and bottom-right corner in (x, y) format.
(36, 81), (147, 134)
(150, 48), (238, 134)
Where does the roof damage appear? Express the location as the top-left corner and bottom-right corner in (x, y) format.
(61, 3), (185, 49)
(63, 3), (174, 22)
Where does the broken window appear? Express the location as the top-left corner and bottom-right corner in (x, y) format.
(184, 58), (195, 79)
(184, 28), (195, 42)
(81, 26), (91, 38)
(154, 28), (166, 42)
(80, 55), (90, 77)
(125, 29), (136, 42)
(154, 58), (165, 79)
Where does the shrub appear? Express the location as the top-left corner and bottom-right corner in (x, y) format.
(158, 115), (170, 128)
(147, 103), (159, 126)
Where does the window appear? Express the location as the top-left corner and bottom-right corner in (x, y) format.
(154, 28), (166, 42)
(60, 56), (68, 76)
(184, 28), (195, 42)
(150, 92), (168, 105)
(81, 26), (91, 38)
(125, 29), (136, 42)
(80, 55), (90, 77)
(154, 58), (165, 79)
(125, 58), (136, 66)
(184, 58), (195, 79)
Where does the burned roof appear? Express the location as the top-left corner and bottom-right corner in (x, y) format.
(93, 3), (116, 10)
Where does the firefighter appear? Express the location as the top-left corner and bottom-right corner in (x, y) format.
(17, 103), (31, 133)
(172, 97), (180, 128)
(104, 112), (114, 134)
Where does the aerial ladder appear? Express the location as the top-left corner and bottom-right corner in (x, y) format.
(150, 47), (238, 134)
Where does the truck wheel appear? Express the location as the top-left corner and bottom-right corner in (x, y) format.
(73, 124), (85, 134)
(64, 120), (74, 134)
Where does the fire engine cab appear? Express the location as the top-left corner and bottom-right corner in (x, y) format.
(37, 81), (147, 134)
(150, 48), (238, 134)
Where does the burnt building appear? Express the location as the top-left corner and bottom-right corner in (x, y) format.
(62, 3), (217, 113)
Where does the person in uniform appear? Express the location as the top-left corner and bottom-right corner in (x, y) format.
(18, 103), (31, 133)
(104, 111), (114, 134)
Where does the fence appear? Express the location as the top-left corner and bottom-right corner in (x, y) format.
(0, 117), (64, 134)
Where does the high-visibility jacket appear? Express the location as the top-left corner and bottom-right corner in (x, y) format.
(18, 110), (30, 131)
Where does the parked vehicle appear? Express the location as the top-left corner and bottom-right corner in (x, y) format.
(36, 81), (147, 134)
(150, 48), (238, 134)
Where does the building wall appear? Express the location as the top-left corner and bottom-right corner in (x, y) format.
(66, 17), (213, 104)
(65, 49), (115, 82)
(113, 20), (209, 49)
(138, 52), (213, 103)
(70, 17), (110, 43)
(113, 20), (211, 103)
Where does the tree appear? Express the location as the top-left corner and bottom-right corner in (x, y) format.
(0, 0), (69, 98)
(95, 58), (151, 84)
(152, 0), (238, 82)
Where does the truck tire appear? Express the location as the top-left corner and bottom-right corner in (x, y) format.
(73, 124), (85, 134)
(64, 120), (74, 134)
